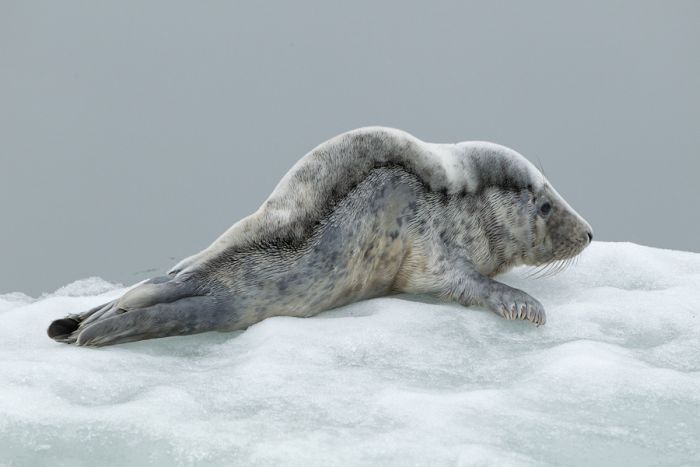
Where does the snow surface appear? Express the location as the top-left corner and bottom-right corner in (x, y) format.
(1, 242), (699, 466)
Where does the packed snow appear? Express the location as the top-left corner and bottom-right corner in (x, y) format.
(1, 242), (698, 466)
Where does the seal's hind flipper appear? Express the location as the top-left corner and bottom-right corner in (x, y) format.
(47, 298), (120, 344)
(47, 274), (213, 346)
(75, 295), (223, 346)
(47, 316), (80, 342)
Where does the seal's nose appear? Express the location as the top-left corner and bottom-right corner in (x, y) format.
(587, 231), (593, 243)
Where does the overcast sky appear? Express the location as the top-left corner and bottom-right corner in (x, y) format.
(2, 0), (698, 295)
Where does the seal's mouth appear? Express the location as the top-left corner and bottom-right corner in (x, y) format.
(527, 256), (579, 279)
(527, 237), (591, 279)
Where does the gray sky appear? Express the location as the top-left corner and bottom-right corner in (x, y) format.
(2, 1), (699, 295)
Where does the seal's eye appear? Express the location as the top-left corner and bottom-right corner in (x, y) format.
(540, 202), (551, 215)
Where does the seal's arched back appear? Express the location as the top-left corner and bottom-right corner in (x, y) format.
(48, 127), (592, 346)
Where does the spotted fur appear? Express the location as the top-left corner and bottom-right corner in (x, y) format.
(48, 127), (592, 346)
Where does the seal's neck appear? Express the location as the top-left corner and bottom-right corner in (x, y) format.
(459, 187), (532, 276)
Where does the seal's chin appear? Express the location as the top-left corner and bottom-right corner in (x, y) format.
(523, 237), (591, 273)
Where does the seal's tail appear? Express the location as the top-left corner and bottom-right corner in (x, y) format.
(47, 275), (225, 347)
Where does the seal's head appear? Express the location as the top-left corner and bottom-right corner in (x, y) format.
(524, 182), (593, 266)
(465, 143), (592, 272)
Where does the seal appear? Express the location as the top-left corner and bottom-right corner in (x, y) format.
(48, 127), (593, 346)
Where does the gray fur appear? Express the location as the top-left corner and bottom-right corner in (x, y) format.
(47, 127), (592, 346)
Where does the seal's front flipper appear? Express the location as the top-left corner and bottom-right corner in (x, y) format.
(75, 295), (225, 346)
(440, 266), (546, 325)
(482, 285), (546, 325)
